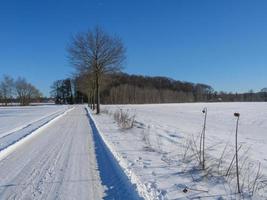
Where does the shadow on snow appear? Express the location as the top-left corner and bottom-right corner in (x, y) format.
(86, 108), (143, 200)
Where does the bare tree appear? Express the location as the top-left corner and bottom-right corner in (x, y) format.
(68, 26), (126, 114)
(15, 77), (42, 106)
(0, 75), (14, 106)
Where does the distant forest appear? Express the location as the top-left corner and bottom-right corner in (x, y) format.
(51, 72), (267, 105)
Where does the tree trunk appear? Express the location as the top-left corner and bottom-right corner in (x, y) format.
(91, 89), (95, 110)
(87, 91), (91, 108)
(91, 93), (93, 109)
(95, 73), (100, 114)
(92, 95), (95, 110)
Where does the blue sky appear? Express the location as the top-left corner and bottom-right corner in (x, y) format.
(1, 0), (267, 96)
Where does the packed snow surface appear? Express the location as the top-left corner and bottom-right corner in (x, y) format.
(0, 105), (70, 151)
(0, 105), (144, 200)
(92, 102), (267, 199)
(0, 106), (104, 199)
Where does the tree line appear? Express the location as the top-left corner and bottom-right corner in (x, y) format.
(49, 26), (267, 113)
(51, 72), (267, 107)
(0, 75), (42, 106)
(99, 73), (213, 104)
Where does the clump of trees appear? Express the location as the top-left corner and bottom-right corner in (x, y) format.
(0, 75), (14, 106)
(0, 75), (42, 106)
(214, 90), (267, 102)
(99, 73), (213, 104)
(50, 79), (74, 104)
(15, 77), (42, 106)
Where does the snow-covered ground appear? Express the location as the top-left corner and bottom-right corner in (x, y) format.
(0, 106), (104, 199)
(1, 103), (266, 199)
(0, 105), (143, 200)
(0, 105), (69, 136)
(0, 105), (70, 151)
(92, 102), (267, 199)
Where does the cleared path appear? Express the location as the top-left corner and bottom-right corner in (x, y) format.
(0, 106), (104, 200)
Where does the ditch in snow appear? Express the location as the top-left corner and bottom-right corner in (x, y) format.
(86, 108), (143, 200)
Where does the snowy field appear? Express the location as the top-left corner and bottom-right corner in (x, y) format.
(0, 105), (70, 151)
(92, 102), (267, 199)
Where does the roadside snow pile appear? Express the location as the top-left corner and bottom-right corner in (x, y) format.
(92, 103), (267, 199)
(0, 105), (70, 151)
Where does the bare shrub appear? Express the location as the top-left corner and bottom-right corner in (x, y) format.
(251, 162), (262, 196)
(181, 134), (201, 165)
(113, 108), (135, 129)
(182, 137), (191, 161)
(217, 142), (229, 175)
(179, 132), (267, 197)
(239, 160), (265, 197)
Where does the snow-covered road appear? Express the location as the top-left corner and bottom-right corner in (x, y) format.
(0, 106), (104, 199)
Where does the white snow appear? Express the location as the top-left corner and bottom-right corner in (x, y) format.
(0, 107), (74, 161)
(0, 105), (143, 199)
(92, 102), (267, 199)
(2, 103), (266, 199)
(0, 106), (104, 199)
(0, 105), (70, 151)
(0, 105), (69, 137)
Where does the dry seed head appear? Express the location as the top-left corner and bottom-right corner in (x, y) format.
(183, 188), (188, 193)
(234, 113), (240, 117)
